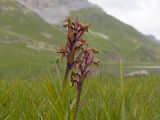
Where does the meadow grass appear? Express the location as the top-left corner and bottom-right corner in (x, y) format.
(0, 75), (160, 120)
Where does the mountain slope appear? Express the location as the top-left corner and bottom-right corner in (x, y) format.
(0, 0), (160, 79)
(0, 0), (62, 79)
(71, 8), (160, 62)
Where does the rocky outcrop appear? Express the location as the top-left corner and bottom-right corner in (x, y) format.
(125, 70), (149, 77)
(18, 0), (96, 24)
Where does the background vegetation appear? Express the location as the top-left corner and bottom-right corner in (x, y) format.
(0, 75), (160, 119)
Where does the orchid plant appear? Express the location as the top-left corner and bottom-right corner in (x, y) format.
(57, 17), (89, 88)
(57, 17), (100, 119)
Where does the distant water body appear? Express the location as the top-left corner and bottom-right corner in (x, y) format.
(126, 66), (160, 69)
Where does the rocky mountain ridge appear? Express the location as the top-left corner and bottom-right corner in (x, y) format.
(18, 0), (96, 24)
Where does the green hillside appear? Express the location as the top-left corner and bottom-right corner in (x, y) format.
(71, 8), (160, 63)
(0, 0), (62, 79)
(0, 0), (160, 79)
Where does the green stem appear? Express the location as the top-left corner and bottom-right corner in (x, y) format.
(63, 66), (70, 87)
(73, 86), (82, 120)
(60, 65), (70, 95)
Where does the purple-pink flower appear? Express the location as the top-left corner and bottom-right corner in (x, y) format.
(57, 17), (100, 119)
(58, 17), (89, 70)
(71, 48), (100, 89)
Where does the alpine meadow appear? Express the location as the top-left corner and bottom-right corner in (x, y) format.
(0, 0), (160, 119)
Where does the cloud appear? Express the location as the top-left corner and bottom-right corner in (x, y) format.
(88, 0), (160, 40)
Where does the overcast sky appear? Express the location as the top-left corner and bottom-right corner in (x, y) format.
(88, 0), (160, 40)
